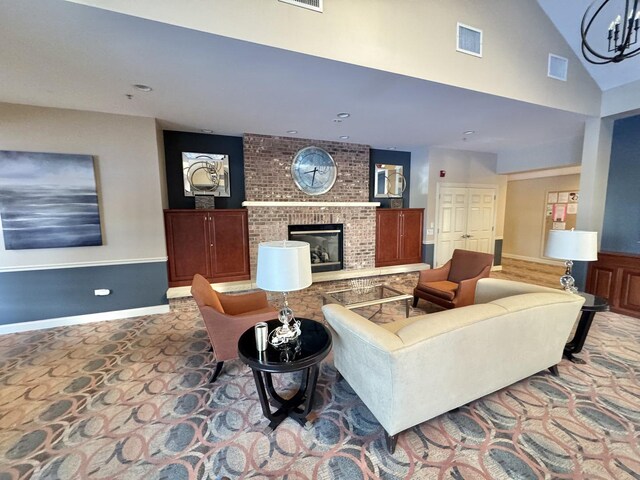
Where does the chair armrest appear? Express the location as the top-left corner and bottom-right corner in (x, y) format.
(453, 265), (492, 307)
(417, 261), (451, 283)
(198, 305), (272, 362)
(218, 290), (272, 315)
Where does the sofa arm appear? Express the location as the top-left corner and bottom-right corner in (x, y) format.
(417, 261), (451, 284)
(453, 265), (491, 307)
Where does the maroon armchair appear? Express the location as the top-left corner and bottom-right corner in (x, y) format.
(191, 274), (279, 382)
(413, 249), (494, 310)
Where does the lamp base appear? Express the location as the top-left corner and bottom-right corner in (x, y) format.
(268, 297), (302, 347)
(560, 260), (578, 293)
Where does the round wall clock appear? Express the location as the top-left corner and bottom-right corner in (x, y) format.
(291, 146), (337, 195)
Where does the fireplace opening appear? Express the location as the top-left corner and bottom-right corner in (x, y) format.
(288, 223), (343, 273)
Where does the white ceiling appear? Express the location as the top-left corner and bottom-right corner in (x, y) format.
(538, 0), (640, 91)
(0, 0), (608, 154)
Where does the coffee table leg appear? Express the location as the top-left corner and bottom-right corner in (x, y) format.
(405, 298), (410, 317)
(252, 369), (288, 430)
(564, 310), (596, 363)
(291, 364), (320, 427)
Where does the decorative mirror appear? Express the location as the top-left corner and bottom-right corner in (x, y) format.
(182, 152), (231, 197)
(374, 164), (406, 198)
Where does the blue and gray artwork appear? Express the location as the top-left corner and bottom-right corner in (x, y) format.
(0, 151), (102, 250)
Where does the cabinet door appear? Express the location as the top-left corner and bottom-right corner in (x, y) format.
(375, 210), (401, 267)
(165, 211), (211, 283)
(210, 210), (250, 280)
(400, 209), (423, 263)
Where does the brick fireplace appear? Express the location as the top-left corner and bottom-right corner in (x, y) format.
(243, 133), (378, 277)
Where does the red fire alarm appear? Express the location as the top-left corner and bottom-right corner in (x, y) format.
(439, 170), (446, 178)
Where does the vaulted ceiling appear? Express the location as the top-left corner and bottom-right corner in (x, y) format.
(1, 1), (636, 155)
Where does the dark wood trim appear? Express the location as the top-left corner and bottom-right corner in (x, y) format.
(586, 251), (640, 318)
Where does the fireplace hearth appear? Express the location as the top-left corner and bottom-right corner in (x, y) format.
(288, 223), (343, 273)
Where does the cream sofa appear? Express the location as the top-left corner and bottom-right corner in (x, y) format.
(321, 278), (585, 453)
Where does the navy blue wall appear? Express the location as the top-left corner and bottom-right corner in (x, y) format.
(163, 131), (245, 209)
(601, 115), (640, 255)
(0, 262), (168, 325)
(369, 149), (411, 208)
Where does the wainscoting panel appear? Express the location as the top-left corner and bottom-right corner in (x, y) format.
(586, 251), (640, 318)
(0, 261), (169, 326)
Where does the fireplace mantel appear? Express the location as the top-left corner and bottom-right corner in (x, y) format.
(242, 201), (380, 207)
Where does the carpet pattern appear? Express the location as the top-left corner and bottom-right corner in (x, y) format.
(0, 295), (639, 479)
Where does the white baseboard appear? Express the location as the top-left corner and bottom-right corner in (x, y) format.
(502, 253), (564, 267)
(0, 304), (171, 335)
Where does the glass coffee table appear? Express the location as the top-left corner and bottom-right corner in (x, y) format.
(322, 284), (413, 318)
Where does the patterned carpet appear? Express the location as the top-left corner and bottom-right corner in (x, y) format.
(1, 279), (639, 479)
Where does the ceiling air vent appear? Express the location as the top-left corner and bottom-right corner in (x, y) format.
(548, 54), (568, 81)
(457, 23), (482, 57)
(279, 0), (323, 13)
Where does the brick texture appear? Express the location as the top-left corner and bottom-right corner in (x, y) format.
(243, 133), (370, 202)
(243, 134), (376, 274)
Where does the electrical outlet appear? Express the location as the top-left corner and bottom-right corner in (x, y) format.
(427, 228), (434, 236)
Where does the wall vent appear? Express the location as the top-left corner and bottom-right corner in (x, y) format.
(457, 23), (482, 57)
(548, 54), (568, 81)
(279, 0), (323, 13)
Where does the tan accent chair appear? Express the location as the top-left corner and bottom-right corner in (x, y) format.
(190, 274), (279, 382)
(413, 249), (494, 309)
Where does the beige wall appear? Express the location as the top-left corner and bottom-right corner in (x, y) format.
(0, 103), (166, 270)
(69, 0), (601, 116)
(503, 174), (580, 261)
(426, 147), (507, 243)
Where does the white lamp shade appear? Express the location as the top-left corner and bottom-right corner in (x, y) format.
(256, 240), (312, 292)
(545, 230), (598, 261)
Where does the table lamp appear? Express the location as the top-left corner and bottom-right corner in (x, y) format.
(544, 229), (598, 293)
(256, 240), (312, 346)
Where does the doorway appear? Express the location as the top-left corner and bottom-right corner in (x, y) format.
(435, 184), (497, 267)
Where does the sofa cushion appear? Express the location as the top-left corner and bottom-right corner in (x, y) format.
(394, 303), (507, 346)
(489, 292), (581, 313)
(380, 315), (425, 334)
(415, 280), (458, 300)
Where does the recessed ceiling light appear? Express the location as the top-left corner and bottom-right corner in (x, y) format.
(287, 130), (298, 134)
(336, 112), (351, 118)
(388, 147), (397, 150)
(133, 84), (153, 92)
(339, 135), (350, 140)
(463, 130), (476, 135)
(201, 129), (214, 134)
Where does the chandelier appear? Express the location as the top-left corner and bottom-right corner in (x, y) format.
(581, 0), (640, 64)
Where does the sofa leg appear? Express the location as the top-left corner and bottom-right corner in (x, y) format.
(209, 361), (224, 383)
(385, 431), (399, 454)
(548, 364), (559, 377)
(412, 296), (419, 308)
(335, 370), (343, 382)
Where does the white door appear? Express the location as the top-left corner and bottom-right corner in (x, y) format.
(435, 186), (496, 267)
(435, 187), (468, 267)
(465, 188), (495, 254)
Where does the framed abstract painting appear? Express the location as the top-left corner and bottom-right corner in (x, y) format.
(0, 150), (103, 250)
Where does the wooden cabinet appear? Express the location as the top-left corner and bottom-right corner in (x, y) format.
(164, 209), (250, 287)
(375, 208), (424, 267)
(586, 251), (640, 318)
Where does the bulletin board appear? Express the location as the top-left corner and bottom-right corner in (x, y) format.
(541, 190), (579, 257)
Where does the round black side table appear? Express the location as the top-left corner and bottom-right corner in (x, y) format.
(563, 292), (609, 364)
(238, 318), (332, 431)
